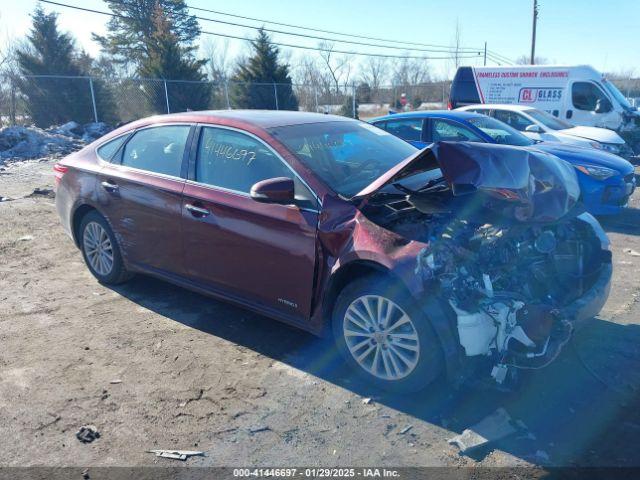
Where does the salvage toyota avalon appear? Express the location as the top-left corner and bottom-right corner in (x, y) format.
(54, 111), (612, 392)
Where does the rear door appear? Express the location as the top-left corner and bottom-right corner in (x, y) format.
(450, 67), (482, 108)
(96, 124), (194, 275)
(181, 125), (320, 320)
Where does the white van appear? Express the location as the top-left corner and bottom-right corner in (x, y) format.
(449, 65), (639, 132)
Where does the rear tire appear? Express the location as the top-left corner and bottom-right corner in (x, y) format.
(79, 211), (131, 285)
(332, 275), (443, 393)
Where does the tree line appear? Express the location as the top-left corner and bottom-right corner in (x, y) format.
(8, 1), (300, 127)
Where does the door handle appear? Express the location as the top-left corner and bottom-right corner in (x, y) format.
(101, 180), (119, 193)
(185, 203), (210, 217)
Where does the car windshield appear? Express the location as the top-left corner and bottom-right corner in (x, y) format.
(269, 121), (418, 197)
(526, 109), (574, 130)
(467, 116), (534, 146)
(603, 79), (634, 110)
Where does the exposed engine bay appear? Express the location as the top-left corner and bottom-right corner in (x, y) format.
(360, 142), (611, 383)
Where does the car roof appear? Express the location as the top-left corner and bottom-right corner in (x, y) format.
(458, 104), (536, 112)
(126, 110), (353, 130)
(370, 110), (484, 122)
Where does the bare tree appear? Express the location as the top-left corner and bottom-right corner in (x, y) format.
(291, 55), (329, 111)
(391, 56), (430, 86)
(515, 54), (548, 65)
(359, 56), (388, 101)
(317, 42), (353, 94)
(0, 23), (21, 126)
(201, 38), (234, 83)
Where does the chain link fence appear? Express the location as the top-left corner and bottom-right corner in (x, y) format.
(1, 73), (638, 129)
(0, 74), (457, 129)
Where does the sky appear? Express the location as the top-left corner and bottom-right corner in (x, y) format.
(1, 0), (639, 80)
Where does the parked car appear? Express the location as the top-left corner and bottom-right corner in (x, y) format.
(370, 111), (635, 215)
(55, 111), (612, 392)
(449, 65), (640, 132)
(456, 104), (634, 158)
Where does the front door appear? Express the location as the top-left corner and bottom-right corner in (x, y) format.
(96, 124), (193, 275)
(181, 125), (320, 321)
(568, 81), (617, 128)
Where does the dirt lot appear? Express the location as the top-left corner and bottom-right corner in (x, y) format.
(1, 157), (640, 469)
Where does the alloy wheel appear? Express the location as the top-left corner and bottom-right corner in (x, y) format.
(343, 295), (420, 380)
(83, 221), (114, 276)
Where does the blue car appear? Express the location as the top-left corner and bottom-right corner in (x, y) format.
(370, 111), (636, 215)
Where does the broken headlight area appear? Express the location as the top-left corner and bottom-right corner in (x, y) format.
(413, 216), (607, 382)
(361, 143), (610, 383)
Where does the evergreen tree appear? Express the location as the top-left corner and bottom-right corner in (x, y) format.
(231, 30), (298, 110)
(94, 0), (200, 67)
(16, 7), (95, 126)
(138, 4), (210, 112)
(76, 51), (119, 125)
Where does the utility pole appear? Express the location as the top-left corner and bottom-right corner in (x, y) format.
(483, 42), (487, 66)
(530, 0), (538, 64)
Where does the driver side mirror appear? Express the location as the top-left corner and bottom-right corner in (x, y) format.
(595, 98), (613, 114)
(525, 124), (544, 133)
(250, 177), (295, 205)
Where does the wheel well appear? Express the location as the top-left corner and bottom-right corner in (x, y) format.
(71, 204), (97, 247)
(322, 260), (390, 323)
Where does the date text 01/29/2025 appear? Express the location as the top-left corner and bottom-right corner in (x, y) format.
(232, 468), (401, 478)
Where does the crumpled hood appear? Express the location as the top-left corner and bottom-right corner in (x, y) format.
(561, 126), (624, 144)
(355, 141), (581, 222)
(533, 142), (634, 175)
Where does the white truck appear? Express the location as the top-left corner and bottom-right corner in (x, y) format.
(449, 65), (639, 133)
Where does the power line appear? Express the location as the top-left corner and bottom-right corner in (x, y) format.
(486, 52), (514, 65)
(100, 0), (483, 55)
(186, 3), (485, 52)
(199, 30), (480, 60)
(40, 0), (483, 60)
(487, 50), (514, 64)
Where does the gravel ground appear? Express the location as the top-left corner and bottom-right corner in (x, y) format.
(0, 157), (639, 469)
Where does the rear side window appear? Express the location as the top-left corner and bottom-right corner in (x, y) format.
(97, 135), (128, 161)
(493, 110), (534, 131)
(385, 119), (423, 142)
(431, 119), (483, 142)
(572, 82), (609, 111)
(121, 125), (191, 177)
(196, 127), (317, 208)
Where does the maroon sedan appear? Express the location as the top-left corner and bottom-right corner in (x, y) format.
(55, 111), (612, 391)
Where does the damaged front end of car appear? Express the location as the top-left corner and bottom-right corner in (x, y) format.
(356, 142), (612, 384)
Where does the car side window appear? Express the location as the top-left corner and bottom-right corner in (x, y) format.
(384, 118), (423, 142)
(572, 82), (608, 111)
(493, 110), (533, 131)
(97, 135), (128, 162)
(371, 121), (386, 131)
(121, 125), (190, 177)
(196, 127), (318, 209)
(431, 119), (483, 142)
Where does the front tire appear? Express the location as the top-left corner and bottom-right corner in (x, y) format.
(332, 275), (443, 393)
(79, 211), (131, 285)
